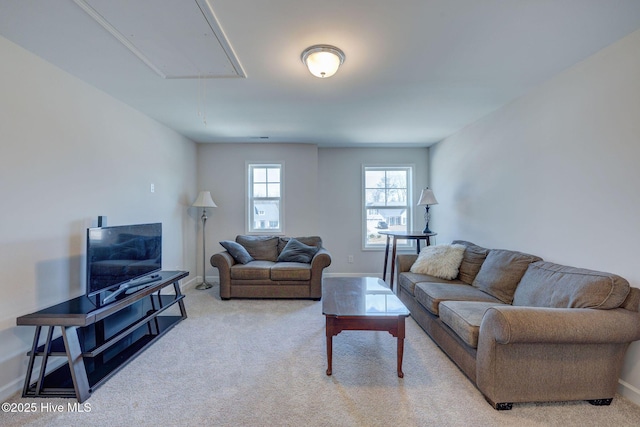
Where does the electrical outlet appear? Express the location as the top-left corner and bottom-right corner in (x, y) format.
(150, 183), (155, 193)
(348, 255), (354, 264)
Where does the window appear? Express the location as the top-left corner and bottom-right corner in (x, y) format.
(363, 166), (412, 248)
(248, 163), (283, 233)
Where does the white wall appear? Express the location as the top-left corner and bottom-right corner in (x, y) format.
(0, 36), (198, 401)
(318, 148), (430, 274)
(196, 143), (320, 280)
(429, 28), (640, 404)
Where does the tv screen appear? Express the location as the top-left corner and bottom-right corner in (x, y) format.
(86, 223), (162, 299)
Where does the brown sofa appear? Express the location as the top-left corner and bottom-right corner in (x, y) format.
(396, 240), (640, 410)
(211, 235), (331, 300)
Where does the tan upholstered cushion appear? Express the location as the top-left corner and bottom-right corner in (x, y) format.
(236, 235), (279, 261)
(472, 249), (542, 304)
(452, 240), (490, 284)
(513, 261), (630, 309)
(414, 282), (502, 316)
(270, 263), (311, 281)
(439, 301), (501, 348)
(398, 272), (465, 296)
(230, 261), (274, 280)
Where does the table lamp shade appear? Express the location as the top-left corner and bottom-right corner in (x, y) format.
(417, 188), (438, 206)
(192, 191), (217, 208)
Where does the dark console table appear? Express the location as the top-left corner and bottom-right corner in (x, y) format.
(379, 231), (436, 290)
(16, 271), (188, 402)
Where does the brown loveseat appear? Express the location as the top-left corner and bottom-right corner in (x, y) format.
(211, 235), (331, 300)
(396, 240), (640, 410)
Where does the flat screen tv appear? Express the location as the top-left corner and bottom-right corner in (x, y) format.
(86, 223), (162, 305)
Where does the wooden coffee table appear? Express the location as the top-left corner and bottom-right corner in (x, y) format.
(322, 277), (410, 378)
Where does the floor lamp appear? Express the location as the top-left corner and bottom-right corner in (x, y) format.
(192, 191), (217, 290)
(417, 188), (438, 234)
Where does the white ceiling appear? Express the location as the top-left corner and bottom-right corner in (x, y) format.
(2, 0), (640, 147)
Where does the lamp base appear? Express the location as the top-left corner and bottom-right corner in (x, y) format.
(195, 281), (213, 290)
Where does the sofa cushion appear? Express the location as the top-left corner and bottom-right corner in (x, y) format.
(439, 301), (502, 348)
(236, 235), (279, 261)
(230, 261), (274, 280)
(414, 282), (502, 316)
(219, 240), (254, 264)
(472, 249), (542, 304)
(271, 262), (312, 281)
(278, 236), (322, 254)
(410, 244), (466, 280)
(512, 261), (631, 309)
(277, 238), (319, 263)
(452, 240), (490, 284)
(398, 272), (465, 296)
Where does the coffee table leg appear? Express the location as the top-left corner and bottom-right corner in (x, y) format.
(326, 316), (333, 376)
(397, 316), (406, 378)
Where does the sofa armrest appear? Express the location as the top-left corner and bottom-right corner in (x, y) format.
(210, 251), (236, 299)
(309, 248), (332, 299)
(477, 305), (640, 407)
(481, 305), (640, 345)
(311, 248), (332, 270)
(397, 254), (418, 273)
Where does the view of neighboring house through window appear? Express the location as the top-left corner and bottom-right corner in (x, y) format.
(363, 166), (412, 248)
(248, 163), (283, 233)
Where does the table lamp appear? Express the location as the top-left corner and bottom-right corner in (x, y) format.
(417, 188), (438, 234)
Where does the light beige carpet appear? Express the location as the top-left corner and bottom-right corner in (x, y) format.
(3, 284), (640, 427)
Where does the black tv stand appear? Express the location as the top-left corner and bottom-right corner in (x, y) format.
(16, 271), (188, 402)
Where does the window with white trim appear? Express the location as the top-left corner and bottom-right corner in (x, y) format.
(248, 163), (283, 233)
(363, 166), (412, 248)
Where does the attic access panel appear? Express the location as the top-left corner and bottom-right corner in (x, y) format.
(73, 0), (245, 78)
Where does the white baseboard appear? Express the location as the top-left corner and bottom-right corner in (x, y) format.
(618, 379), (640, 406)
(0, 376), (23, 403)
(323, 272), (383, 278)
(207, 273), (383, 280)
(180, 276), (201, 291)
(182, 276), (220, 291)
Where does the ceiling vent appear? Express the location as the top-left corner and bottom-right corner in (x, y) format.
(73, 0), (245, 79)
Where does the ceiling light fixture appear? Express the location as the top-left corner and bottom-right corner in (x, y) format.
(301, 45), (345, 78)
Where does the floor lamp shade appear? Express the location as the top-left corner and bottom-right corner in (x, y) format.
(192, 191), (217, 208)
(192, 191), (217, 289)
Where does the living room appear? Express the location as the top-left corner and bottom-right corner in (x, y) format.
(2, 1), (640, 425)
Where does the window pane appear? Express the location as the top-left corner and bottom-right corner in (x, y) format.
(386, 170), (406, 188)
(386, 188), (407, 206)
(365, 189), (385, 205)
(267, 167), (280, 182)
(365, 207), (409, 246)
(253, 183), (267, 197)
(253, 167), (266, 182)
(252, 200), (280, 230)
(365, 170), (385, 188)
(267, 183), (280, 197)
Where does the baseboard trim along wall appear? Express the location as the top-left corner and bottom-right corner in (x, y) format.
(619, 379), (640, 406)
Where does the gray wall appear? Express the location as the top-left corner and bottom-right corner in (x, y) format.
(430, 28), (640, 405)
(195, 145), (430, 278)
(318, 148), (430, 274)
(0, 36), (198, 401)
(196, 143), (320, 280)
